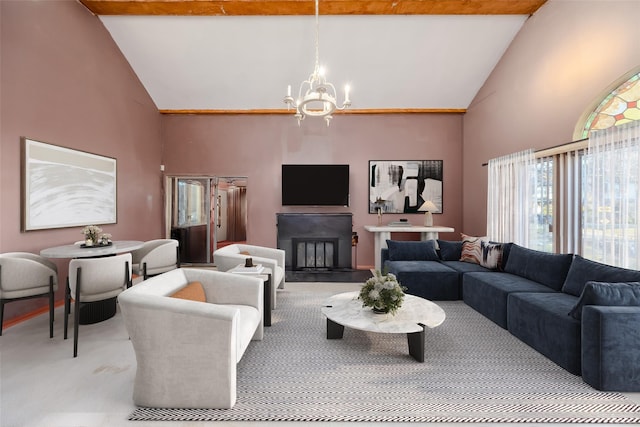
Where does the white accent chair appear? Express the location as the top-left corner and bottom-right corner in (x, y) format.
(0, 252), (58, 337)
(65, 253), (132, 357)
(130, 239), (179, 280)
(213, 244), (285, 308)
(118, 268), (263, 409)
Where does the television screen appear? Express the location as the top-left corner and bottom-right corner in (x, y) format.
(282, 164), (350, 206)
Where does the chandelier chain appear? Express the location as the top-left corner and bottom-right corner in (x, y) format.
(314, 0), (320, 76)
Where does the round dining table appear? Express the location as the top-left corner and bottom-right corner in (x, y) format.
(40, 240), (144, 324)
(40, 240), (144, 259)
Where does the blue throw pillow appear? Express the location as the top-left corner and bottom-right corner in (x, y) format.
(561, 255), (640, 297)
(568, 281), (640, 320)
(503, 244), (574, 291)
(437, 240), (462, 261)
(386, 240), (439, 261)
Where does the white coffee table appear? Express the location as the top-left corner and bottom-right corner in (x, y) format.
(321, 291), (446, 362)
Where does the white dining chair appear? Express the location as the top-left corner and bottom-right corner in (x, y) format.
(130, 239), (180, 280)
(64, 253), (131, 357)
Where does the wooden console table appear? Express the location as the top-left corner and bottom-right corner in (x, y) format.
(364, 225), (455, 270)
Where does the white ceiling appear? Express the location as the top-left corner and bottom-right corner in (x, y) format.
(99, 14), (528, 111)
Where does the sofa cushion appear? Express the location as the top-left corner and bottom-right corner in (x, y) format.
(440, 260), (491, 274)
(503, 244), (573, 291)
(384, 260), (459, 300)
(561, 255), (640, 297)
(170, 281), (206, 302)
(568, 281), (640, 320)
(386, 240), (439, 261)
(507, 292), (581, 375)
(463, 272), (557, 329)
(437, 240), (462, 261)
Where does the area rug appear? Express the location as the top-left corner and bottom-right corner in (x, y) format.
(286, 269), (373, 283)
(129, 289), (640, 423)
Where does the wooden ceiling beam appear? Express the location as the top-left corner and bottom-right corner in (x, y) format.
(79, 0), (547, 16)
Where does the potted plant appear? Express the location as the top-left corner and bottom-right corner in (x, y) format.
(359, 270), (407, 315)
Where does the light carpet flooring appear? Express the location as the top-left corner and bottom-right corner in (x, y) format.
(1, 281), (639, 427)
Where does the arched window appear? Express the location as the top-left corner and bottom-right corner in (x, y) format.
(580, 71), (640, 139)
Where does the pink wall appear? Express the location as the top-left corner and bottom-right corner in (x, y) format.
(462, 0), (640, 236)
(0, 2), (163, 322)
(161, 113), (464, 267)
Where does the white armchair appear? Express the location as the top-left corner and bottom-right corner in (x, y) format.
(0, 252), (58, 338)
(130, 239), (179, 280)
(118, 268), (263, 409)
(213, 244), (285, 308)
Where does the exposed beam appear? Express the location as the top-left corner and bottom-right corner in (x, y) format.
(158, 108), (467, 114)
(79, 0), (547, 16)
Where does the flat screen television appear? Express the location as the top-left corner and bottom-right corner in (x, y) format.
(281, 164), (350, 206)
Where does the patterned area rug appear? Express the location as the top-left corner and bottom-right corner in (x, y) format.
(129, 289), (640, 423)
(286, 269), (374, 283)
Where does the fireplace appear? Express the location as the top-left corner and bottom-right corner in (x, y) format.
(292, 238), (339, 270)
(277, 213), (353, 271)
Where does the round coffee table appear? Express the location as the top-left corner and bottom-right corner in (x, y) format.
(321, 291), (446, 362)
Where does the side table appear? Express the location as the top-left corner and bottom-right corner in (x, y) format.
(228, 265), (272, 327)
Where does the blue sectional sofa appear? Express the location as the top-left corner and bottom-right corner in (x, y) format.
(382, 239), (640, 391)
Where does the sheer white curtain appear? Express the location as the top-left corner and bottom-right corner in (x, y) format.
(487, 149), (536, 245)
(583, 120), (640, 269)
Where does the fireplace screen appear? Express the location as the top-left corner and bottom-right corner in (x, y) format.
(292, 238), (339, 270)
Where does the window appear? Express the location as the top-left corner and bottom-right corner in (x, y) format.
(580, 71), (640, 139)
(525, 71), (640, 268)
(531, 158), (554, 252)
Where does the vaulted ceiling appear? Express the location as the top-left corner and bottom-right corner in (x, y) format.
(80, 0), (547, 113)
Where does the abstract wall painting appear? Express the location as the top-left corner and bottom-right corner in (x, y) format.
(369, 160), (443, 214)
(21, 138), (117, 231)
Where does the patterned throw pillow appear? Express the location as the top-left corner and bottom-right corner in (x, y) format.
(460, 233), (485, 264)
(480, 241), (503, 270)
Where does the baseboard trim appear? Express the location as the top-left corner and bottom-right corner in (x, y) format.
(2, 300), (65, 331)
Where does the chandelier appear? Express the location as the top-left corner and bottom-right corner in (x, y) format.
(283, 0), (351, 126)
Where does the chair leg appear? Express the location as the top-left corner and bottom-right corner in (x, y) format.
(73, 270), (81, 357)
(125, 261), (131, 289)
(64, 279), (70, 340)
(0, 300), (4, 337)
(49, 276), (55, 338)
(143, 262), (148, 280)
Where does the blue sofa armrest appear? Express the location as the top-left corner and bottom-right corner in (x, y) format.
(581, 305), (640, 391)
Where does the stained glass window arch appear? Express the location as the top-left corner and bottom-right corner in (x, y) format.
(579, 70), (640, 139)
